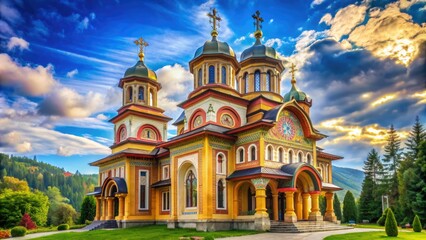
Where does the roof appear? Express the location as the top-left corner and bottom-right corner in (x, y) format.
(193, 37), (235, 60)
(168, 124), (229, 142)
(240, 39), (279, 61)
(172, 111), (185, 126)
(283, 84), (311, 104)
(317, 151), (344, 160)
(89, 147), (169, 166)
(151, 179), (171, 188)
(123, 60), (157, 80)
(322, 182), (343, 191)
(227, 167), (292, 180)
(87, 186), (101, 196)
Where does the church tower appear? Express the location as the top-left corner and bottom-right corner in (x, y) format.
(283, 63), (312, 115)
(238, 11), (284, 102)
(110, 38), (172, 153)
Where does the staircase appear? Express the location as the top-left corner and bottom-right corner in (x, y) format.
(270, 221), (352, 233)
(82, 220), (118, 231)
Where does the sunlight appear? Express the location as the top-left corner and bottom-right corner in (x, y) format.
(376, 39), (417, 66)
(371, 94), (396, 107)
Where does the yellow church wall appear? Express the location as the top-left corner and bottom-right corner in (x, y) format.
(113, 115), (168, 145)
(111, 142), (155, 154)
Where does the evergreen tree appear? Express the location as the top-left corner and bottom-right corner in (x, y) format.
(343, 190), (357, 223)
(412, 215), (422, 232)
(319, 195), (326, 216)
(412, 140), (426, 225)
(333, 193), (342, 221)
(79, 196), (96, 224)
(382, 124), (402, 206)
(405, 116), (426, 161)
(385, 208), (398, 237)
(359, 149), (382, 222)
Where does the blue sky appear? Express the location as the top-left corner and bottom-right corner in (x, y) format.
(1, 0), (425, 174)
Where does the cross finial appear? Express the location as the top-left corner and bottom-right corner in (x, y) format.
(252, 10), (264, 39)
(290, 63), (298, 84)
(134, 37), (149, 61)
(207, 8), (222, 38)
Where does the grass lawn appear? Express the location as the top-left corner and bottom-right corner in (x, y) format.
(324, 231), (426, 240)
(28, 224), (86, 234)
(34, 225), (258, 240)
(343, 223), (385, 229)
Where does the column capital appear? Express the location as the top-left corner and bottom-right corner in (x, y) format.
(278, 187), (297, 192)
(309, 191), (321, 195)
(325, 192), (334, 198)
(251, 178), (270, 190)
(302, 193), (310, 198)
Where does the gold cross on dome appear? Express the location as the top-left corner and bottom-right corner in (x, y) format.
(290, 63), (298, 83)
(134, 37), (149, 61)
(207, 8), (222, 37)
(252, 10), (264, 32)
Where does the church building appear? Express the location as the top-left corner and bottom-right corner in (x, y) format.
(89, 9), (343, 231)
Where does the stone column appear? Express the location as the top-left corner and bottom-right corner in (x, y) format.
(101, 198), (107, 220)
(302, 193), (310, 220)
(107, 197), (114, 220)
(281, 188), (297, 223)
(309, 191), (323, 221)
(95, 197), (101, 221)
(272, 194), (278, 221)
(324, 192), (337, 222)
(251, 178), (270, 231)
(116, 194), (126, 220)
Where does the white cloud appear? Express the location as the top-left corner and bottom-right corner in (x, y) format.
(311, 0), (326, 7)
(319, 13), (332, 25)
(0, 53), (56, 96)
(90, 12), (96, 20)
(234, 36), (246, 45)
(399, 0), (426, 9)
(66, 69), (78, 78)
(77, 17), (89, 31)
(7, 37), (29, 51)
(265, 38), (283, 48)
(96, 113), (108, 120)
(0, 1), (22, 24)
(327, 4), (368, 41)
(0, 20), (14, 36)
(269, 19), (274, 24)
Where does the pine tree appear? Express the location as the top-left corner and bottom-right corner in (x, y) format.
(343, 191), (357, 223)
(382, 124), (402, 207)
(359, 149), (383, 222)
(406, 116), (426, 161)
(79, 196), (96, 224)
(333, 193), (342, 221)
(385, 208), (398, 237)
(412, 140), (426, 225)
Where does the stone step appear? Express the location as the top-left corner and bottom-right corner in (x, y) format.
(82, 220), (118, 231)
(270, 221), (352, 233)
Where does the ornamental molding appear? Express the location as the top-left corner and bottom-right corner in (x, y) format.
(236, 132), (261, 145)
(129, 161), (152, 167)
(251, 178), (270, 189)
(99, 161), (125, 172)
(170, 143), (204, 157)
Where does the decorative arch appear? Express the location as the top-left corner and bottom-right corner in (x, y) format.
(266, 144), (274, 161)
(277, 147), (284, 163)
(248, 144), (257, 161)
(137, 124), (162, 141)
(288, 149), (294, 163)
(216, 152), (226, 174)
(116, 124), (127, 143)
(217, 106), (241, 128)
(280, 163), (323, 191)
(297, 150), (304, 163)
(189, 108), (206, 130)
(306, 153), (312, 165)
(101, 177), (128, 197)
(233, 180), (256, 216)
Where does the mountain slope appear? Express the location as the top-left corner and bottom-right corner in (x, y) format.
(332, 165), (364, 201)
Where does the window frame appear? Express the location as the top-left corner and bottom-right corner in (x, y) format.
(162, 191), (170, 211)
(248, 144), (257, 162)
(138, 170), (149, 210)
(221, 66), (226, 84)
(216, 179), (226, 210)
(236, 147), (245, 164)
(162, 165), (170, 180)
(216, 153), (226, 174)
(208, 65), (215, 84)
(254, 70), (261, 92)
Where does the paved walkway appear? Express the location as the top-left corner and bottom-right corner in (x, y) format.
(13, 229), (87, 239)
(219, 228), (382, 240)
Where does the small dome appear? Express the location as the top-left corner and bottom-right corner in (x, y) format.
(193, 37), (235, 60)
(240, 39), (279, 61)
(283, 84), (309, 102)
(123, 61), (157, 81)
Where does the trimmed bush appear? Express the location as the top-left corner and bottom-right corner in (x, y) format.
(385, 208), (398, 237)
(413, 215), (422, 232)
(57, 224), (69, 231)
(377, 208), (389, 226)
(0, 229), (11, 239)
(11, 226), (27, 237)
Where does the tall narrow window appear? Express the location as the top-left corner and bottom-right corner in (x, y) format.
(127, 87), (133, 102)
(221, 66), (227, 84)
(162, 191), (170, 211)
(208, 65), (215, 84)
(217, 154), (225, 174)
(289, 150), (293, 163)
(139, 170), (149, 210)
(138, 87), (144, 101)
(237, 148), (244, 163)
(162, 165), (170, 180)
(307, 154), (312, 165)
(186, 170), (197, 207)
(149, 90), (153, 106)
(249, 145), (256, 161)
(235, 78), (239, 91)
(298, 152), (303, 162)
(266, 71), (271, 91)
(278, 148), (283, 162)
(198, 69), (202, 87)
(244, 72), (249, 93)
(217, 180), (225, 209)
(266, 146), (273, 160)
(119, 127), (127, 142)
(254, 70), (260, 91)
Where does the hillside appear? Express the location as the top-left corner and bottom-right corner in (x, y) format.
(332, 165), (364, 201)
(0, 153), (98, 210)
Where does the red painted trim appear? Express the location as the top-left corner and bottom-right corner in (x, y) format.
(137, 124), (163, 141)
(293, 166), (323, 190)
(180, 89), (249, 109)
(158, 130), (235, 148)
(277, 187), (297, 192)
(116, 124), (127, 144)
(309, 191), (321, 194)
(217, 106), (242, 128)
(188, 108), (206, 130)
(226, 120), (274, 135)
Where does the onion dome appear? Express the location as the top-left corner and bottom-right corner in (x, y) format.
(123, 37), (157, 81)
(283, 64), (312, 106)
(193, 38), (235, 59)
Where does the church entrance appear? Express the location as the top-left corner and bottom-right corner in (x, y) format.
(236, 181), (256, 216)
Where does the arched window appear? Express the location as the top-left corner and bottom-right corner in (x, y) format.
(198, 68), (203, 87)
(298, 152), (303, 162)
(289, 150), (293, 163)
(149, 90), (154, 106)
(266, 145), (273, 161)
(217, 180), (225, 209)
(278, 148), (283, 163)
(249, 145), (257, 161)
(221, 66), (226, 84)
(244, 72), (249, 93)
(235, 77), (239, 91)
(307, 154), (312, 165)
(266, 71), (271, 91)
(217, 153), (225, 174)
(138, 87), (144, 101)
(186, 170), (197, 207)
(237, 147), (244, 163)
(118, 126), (127, 142)
(254, 70), (260, 91)
(127, 87), (133, 102)
(208, 65), (215, 84)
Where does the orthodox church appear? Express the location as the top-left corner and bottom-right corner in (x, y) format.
(89, 9), (343, 231)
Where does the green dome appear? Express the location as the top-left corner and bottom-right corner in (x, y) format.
(240, 39), (279, 61)
(123, 60), (157, 81)
(283, 84), (308, 102)
(193, 37), (235, 59)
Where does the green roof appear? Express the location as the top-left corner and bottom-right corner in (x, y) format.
(240, 39), (279, 61)
(193, 37), (235, 59)
(123, 60), (157, 80)
(283, 84), (308, 102)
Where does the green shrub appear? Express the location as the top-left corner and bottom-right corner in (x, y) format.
(413, 215), (422, 232)
(57, 224), (69, 231)
(377, 208), (389, 226)
(11, 226), (27, 237)
(385, 208), (398, 237)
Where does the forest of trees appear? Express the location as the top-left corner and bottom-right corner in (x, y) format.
(356, 116), (426, 227)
